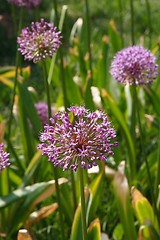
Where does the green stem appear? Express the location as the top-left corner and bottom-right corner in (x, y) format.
(134, 86), (160, 228)
(129, 0), (135, 45)
(7, 8), (23, 141)
(42, 63), (51, 118)
(52, 0), (68, 108)
(84, 0), (93, 81)
(128, 86), (136, 180)
(118, 0), (124, 47)
(10, 4), (17, 33)
(42, 62), (66, 240)
(145, 0), (152, 48)
(79, 168), (88, 240)
(70, 171), (77, 211)
(130, 87), (137, 149)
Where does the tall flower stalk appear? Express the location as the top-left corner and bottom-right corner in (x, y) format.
(110, 45), (160, 225)
(43, 62), (66, 240)
(17, 18), (65, 239)
(79, 167), (88, 240)
(133, 86), (160, 227)
(110, 46), (158, 179)
(42, 63), (52, 119)
(52, 0), (78, 212)
(38, 105), (118, 239)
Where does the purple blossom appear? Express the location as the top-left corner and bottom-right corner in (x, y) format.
(35, 101), (55, 126)
(8, 0), (41, 8)
(38, 106), (118, 172)
(0, 144), (10, 173)
(110, 46), (158, 85)
(17, 18), (62, 63)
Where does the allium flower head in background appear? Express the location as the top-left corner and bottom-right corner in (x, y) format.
(38, 106), (118, 172)
(17, 18), (62, 63)
(110, 46), (158, 85)
(0, 144), (10, 173)
(35, 101), (55, 126)
(8, 0), (41, 8)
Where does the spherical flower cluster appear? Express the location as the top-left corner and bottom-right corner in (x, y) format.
(38, 106), (118, 172)
(17, 18), (62, 63)
(8, 0), (41, 8)
(0, 144), (10, 173)
(110, 46), (158, 85)
(35, 101), (55, 126)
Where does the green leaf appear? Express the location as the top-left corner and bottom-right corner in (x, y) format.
(111, 162), (137, 240)
(94, 36), (110, 90)
(144, 86), (160, 116)
(48, 5), (68, 85)
(0, 180), (56, 209)
(64, 65), (82, 105)
(18, 81), (42, 138)
(108, 20), (122, 54)
(88, 218), (101, 240)
(113, 223), (124, 240)
(131, 187), (158, 231)
(88, 167), (105, 223)
(0, 178), (67, 236)
(70, 204), (83, 240)
(139, 224), (160, 240)
(60, 184), (74, 225)
(102, 90), (136, 180)
(70, 187), (91, 240)
(17, 83), (35, 164)
(21, 150), (42, 187)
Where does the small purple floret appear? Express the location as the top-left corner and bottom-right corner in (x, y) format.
(0, 144), (10, 173)
(110, 46), (158, 85)
(38, 106), (118, 171)
(17, 18), (62, 63)
(8, 0), (41, 8)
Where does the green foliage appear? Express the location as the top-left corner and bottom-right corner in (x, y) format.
(1, 0), (160, 239)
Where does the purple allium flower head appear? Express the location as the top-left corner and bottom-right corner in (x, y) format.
(0, 144), (10, 173)
(35, 101), (55, 126)
(38, 106), (118, 172)
(17, 18), (62, 63)
(8, 0), (41, 8)
(110, 46), (158, 85)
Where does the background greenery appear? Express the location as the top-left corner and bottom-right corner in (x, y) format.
(0, 0), (160, 239)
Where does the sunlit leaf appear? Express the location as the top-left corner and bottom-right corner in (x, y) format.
(88, 218), (101, 240)
(17, 229), (32, 240)
(131, 187), (158, 231)
(70, 187), (91, 240)
(88, 166), (105, 223)
(25, 203), (58, 228)
(101, 89), (136, 180)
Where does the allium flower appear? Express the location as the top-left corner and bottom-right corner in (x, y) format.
(35, 101), (55, 126)
(38, 106), (118, 172)
(0, 144), (10, 173)
(110, 46), (158, 85)
(17, 18), (61, 63)
(8, 0), (41, 8)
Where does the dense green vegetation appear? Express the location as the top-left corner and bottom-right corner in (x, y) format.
(0, 0), (160, 239)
